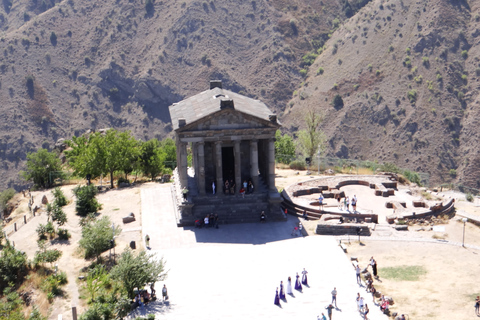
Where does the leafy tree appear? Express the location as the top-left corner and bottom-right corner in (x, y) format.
(0, 244), (28, 290)
(274, 130), (296, 164)
(0, 287), (25, 320)
(331, 94), (344, 110)
(46, 203), (67, 226)
(110, 250), (167, 299)
(0, 188), (15, 213)
(73, 185), (101, 217)
(139, 139), (165, 180)
(79, 216), (121, 261)
(84, 265), (110, 302)
(66, 130), (140, 188)
(78, 302), (113, 320)
(160, 138), (177, 170)
(297, 109), (326, 163)
(21, 148), (63, 189)
(52, 187), (67, 207)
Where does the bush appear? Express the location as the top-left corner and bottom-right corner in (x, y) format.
(289, 160), (306, 170)
(0, 244), (28, 290)
(79, 216), (121, 260)
(461, 50), (468, 59)
(52, 187), (67, 207)
(0, 188), (15, 211)
(73, 185), (101, 217)
(57, 228), (71, 240)
(50, 31), (57, 45)
(331, 94), (344, 110)
(317, 67), (324, 75)
(145, 0), (154, 14)
(407, 90), (417, 104)
(466, 193), (474, 202)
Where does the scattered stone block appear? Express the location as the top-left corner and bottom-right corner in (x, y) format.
(122, 212), (136, 223)
(41, 195), (48, 205)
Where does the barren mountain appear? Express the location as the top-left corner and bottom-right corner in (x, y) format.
(0, 0), (365, 191)
(285, 0), (480, 188)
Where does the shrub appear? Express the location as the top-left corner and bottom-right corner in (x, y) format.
(331, 94), (344, 110)
(0, 188), (15, 211)
(50, 31), (57, 45)
(422, 56), (429, 66)
(375, 70), (381, 76)
(289, 160), (306, 170)
(407, 90), (417, 103)
(299, 69), (307, 77)
(449, 169), (457, 177)
(367, 64), (373, 71)
(405, 47), (411, 54)
(466, 193), (474, 202)
(52, 187), (67, 207)
(57, 228), (71, 240)
(388, 45), (394, 52)
(316, 67), (324, 75)
(73, 185), (101, 217)
(0, 245), (28, 290)
(145, 0), (154, 14)
(461, 50), (468, 59)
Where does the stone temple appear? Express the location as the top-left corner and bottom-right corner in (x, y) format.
(168, 80), (285, 225)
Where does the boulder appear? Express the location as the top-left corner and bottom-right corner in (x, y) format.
(122, 212), (135, 223)
(41, 195), (48, 205)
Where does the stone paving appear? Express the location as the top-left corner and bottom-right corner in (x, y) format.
(130, 184), (388, 320)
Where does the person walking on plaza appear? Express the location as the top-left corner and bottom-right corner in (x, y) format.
(301, 268), (308, 285)
(318, 193), (324, 210)
(343, 196), (347, 211)
(145, 234), (150, 248)
(325, 304), (334, 320)
(370, 257), (378, 278)
(294, 272), (302, 291)
(286, 276), (293, 295)
(274, 287), (280, 306)
(475, 296), (480, 315)
(336, 194), (341, 209)
(279, 281), (286, 300)
(363, 303), (369, 319)
(346, 196), (350, 212)
(352, 195), (357, 213)
(162, 285), (168, 301)
(354, 263), (361, 285)
(331, 287), (337, 308)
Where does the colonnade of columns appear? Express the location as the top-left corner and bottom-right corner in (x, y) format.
(177, 138), (276, 196)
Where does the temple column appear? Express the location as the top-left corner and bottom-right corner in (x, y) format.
(215, 141), (223, 196)
(178, 141), (188, 188)
(197, 141), (206, 195)
(250, 139), (259, 190)
(234, 140), (241, 193)
(268, 138), (276, 191)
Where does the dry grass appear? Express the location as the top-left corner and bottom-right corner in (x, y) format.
(18, 269), (52, 318)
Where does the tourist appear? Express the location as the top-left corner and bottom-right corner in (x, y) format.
(298, 222), (304, 236)
(346, 196), (350, 212)
(359, 296), (365, 313)
(224, 180), (229, 194)
(286, 276), (293, 295)
(370, 285), (377, 302)
(150, 282), (156, 296)
(331, 287), (337, 308)
(291, 226), (298, 237)
(145, 234), (150, 248)
(301, 268), (308, 285)
(204, 215), (209, 228)
(370, 257), (378, 278)
(399, 314), (406, 320)
(294, 272), (302, 291)
(353, 263), (361, 284)
(325, 304), (334, 320)
(212, 181), (215, 194)
(343, 196), (347, 211)
(243, 180), (248, 190)
(135, 293), (144, 308)
(336, 193), (341, 209)
(229, 179), (235, 194)
(260, 211), (266, 223)
(213, 214), (219, 228)
(303, 209), (308, 220)
(279, 281), (286, 300)
(318, 313), (327, 320)
(363, 303), (369, 319)
(356, 292), (361, 311)
(318, 192), (324, 210)
(162, 285), (168, 301)
(182, 187), (188, 200)
(248, 180), (254, 193)
(274, 287), (280, 305)
(239, 187), (246, 198)
(475, 296), (480, 315)
(352, 195), (357, 213)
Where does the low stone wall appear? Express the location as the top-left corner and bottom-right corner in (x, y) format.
(315, 223), (372, 236)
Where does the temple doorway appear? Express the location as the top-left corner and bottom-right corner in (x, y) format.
(222, 146), (235, 184)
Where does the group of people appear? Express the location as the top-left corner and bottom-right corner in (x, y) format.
(221, 179), (254, 195)
(332, 193), (358, 213)
(195, 213), (219, 228)
(134, 284), (168, 308)
(274, 269), (309, 306)
(291, 222), (304, 237)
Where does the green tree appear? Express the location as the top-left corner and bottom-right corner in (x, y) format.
(139, 139), (165, 180)
(66, 130), (140, 188)
(84, 265), (110, 302)
(0, 287), (26, 320)
(0, 188), (15, 213)
(160, 138), (177, 170)
(46, 203), (67, 226)
(110, 250), (167, 299)
(275, 130), (296, 164)
(297, 109), (326, 163)
(79, 216), (121, 261)
(73, 185), (101, 217)
(52, 187), (67, 207)
(0, 244), (28, 290)
(21, 149), (63, 189)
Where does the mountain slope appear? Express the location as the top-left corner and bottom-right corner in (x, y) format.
(285, 0), (480, 187)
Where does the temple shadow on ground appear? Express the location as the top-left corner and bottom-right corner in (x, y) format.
(184, 218), (302, 245)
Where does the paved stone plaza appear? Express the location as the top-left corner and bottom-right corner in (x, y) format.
(131, 184), (387, 320)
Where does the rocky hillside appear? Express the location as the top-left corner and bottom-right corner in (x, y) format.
(0, 0), (368, 191)
(285, 0), (480, 187)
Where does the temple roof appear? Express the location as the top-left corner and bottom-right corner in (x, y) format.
(169, 83), (279, 131)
